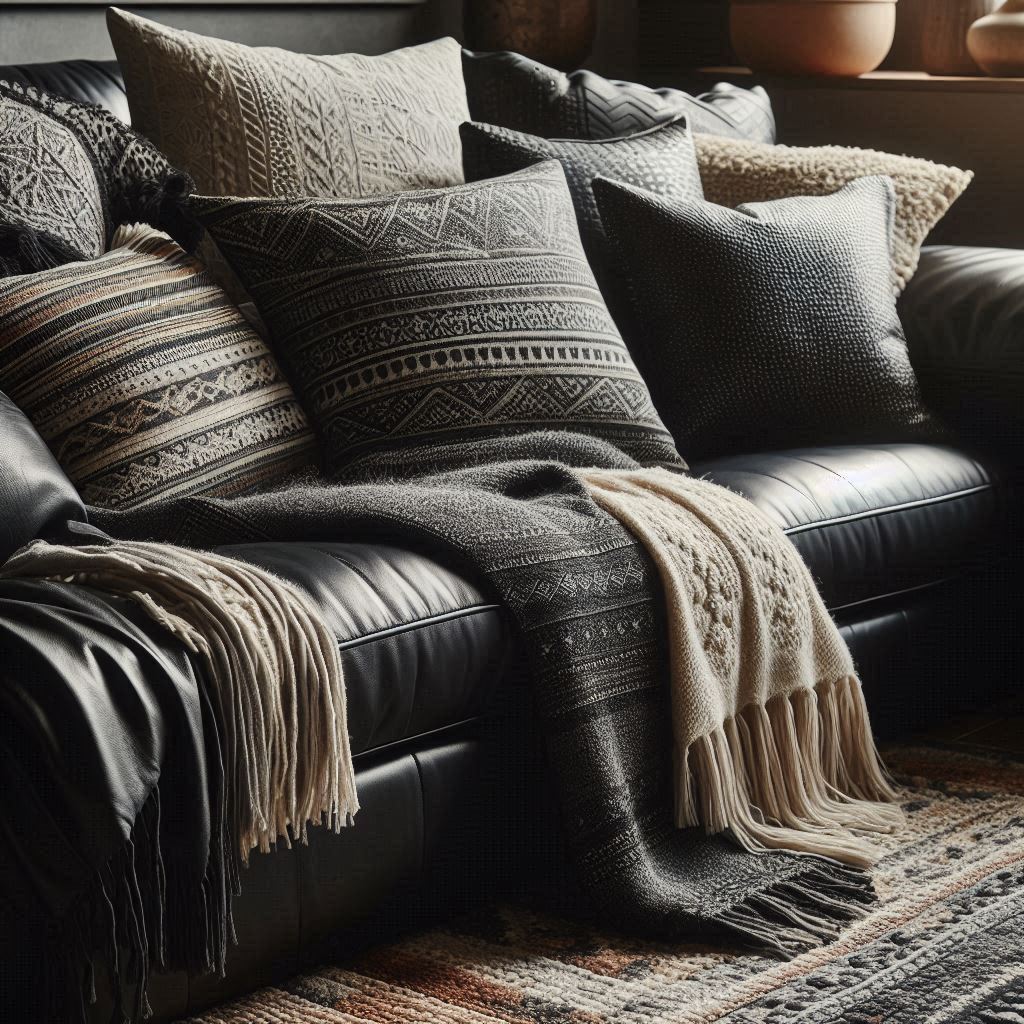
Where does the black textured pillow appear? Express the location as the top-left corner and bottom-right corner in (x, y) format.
(462, 49), (776, 144)
(460, 117), (703, 301)
(593, 174), (941, 459)
(0, 79), (198, 275)
(194, 161), (684, 477)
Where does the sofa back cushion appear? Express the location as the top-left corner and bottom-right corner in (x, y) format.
(0, 224), (316, 509)
(195, 161), (685, 477)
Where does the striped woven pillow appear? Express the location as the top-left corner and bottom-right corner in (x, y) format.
(0, 224), (316, 508)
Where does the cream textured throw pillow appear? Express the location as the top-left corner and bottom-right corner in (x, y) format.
(695, 135), (972, 292)
(107, 8), (469, 200)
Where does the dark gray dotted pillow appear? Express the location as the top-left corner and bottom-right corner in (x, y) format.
(593, 174), (943, 460)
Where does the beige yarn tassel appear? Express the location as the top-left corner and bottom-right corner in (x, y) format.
(676, 679), (901, 869)
(582, 467), (902, 870)
(2, 539), (359, 860)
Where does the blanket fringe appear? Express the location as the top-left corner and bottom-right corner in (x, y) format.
(713, 861), (877, 957)
(677, 675), (902, 868)
(2, 540), (360, 860)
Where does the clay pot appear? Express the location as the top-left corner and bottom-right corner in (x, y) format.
(730, 0), (898, 76)
(968, 0), (1024, 74)
(463, 0), (598, 71)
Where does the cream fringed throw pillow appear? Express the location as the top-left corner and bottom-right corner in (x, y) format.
(107, 8), (469, 200)
(695, 134), (972, 292)
(0, 225), (316, 509)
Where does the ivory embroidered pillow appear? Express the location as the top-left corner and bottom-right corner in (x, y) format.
(0, 225), (316, 509)
(694, 134), (973, 292)
(194, 161), (684, 477)
(107, 8), (469, 200)
(0, 78), (198, 275)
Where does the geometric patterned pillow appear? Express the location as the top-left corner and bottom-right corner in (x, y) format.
(0, 225), (316, 508)
(460, 117), (703, 310)
(193, 161), (685, 478)
(461, 49), (776, 144)
(0, 79), (199, 275)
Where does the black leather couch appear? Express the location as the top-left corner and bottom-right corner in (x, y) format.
(1, 59), (1022, 1023)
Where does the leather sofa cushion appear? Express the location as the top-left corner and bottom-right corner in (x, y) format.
(900, 245), (1024, 458)
(696, 443), (1001, 613)
(216, 542), (509, 756)
(0, 392), (86, 564)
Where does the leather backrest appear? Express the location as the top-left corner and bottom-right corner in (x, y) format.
(0, 59), (128, 122)
(0, 392), (87, 563)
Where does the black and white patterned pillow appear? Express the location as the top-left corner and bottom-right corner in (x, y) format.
(194, 161), (684, 477)
(593, 174), (942, 460)
(0, 79), (198, 275)
(462, 49), (776, 144)
(461, 116), (703, 306)
(0, 224), (315, 508)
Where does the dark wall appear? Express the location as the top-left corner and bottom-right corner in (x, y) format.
(0, 3), (431, 64)
(0, 0), (638, 74)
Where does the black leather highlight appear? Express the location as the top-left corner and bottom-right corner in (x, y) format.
(696, 443), (1000, 611)
(128, 738), (486, 1023)
(217, 542), (510, 755)
(0, 59), (128, 123)
(901, 245), (1024, 458)
(0, 391), (86, 564)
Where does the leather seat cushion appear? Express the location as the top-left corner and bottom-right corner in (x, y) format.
(695, 443), (1002, 612)
(216, 542), (509, 756)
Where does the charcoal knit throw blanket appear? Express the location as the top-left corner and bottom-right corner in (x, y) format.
(3, 432), (899, 1016)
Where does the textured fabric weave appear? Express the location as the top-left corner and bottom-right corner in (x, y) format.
(194, 161), (683, 476)
(0, 78), (198, 274)
(92, 431), (890, 964)
(0, 224), (315, 509)
(595, 175), (942, 461)
(695, 134), (973, 292)
(108, 8), (469, 201)
(462, 49), (776, 143)
(460, 117), (703, 304)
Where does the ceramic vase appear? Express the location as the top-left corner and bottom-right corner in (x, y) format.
(730, 0), (898, 77)
(919, 0), (1000, 75)
(463, 0), (598, 71)
(968, 0), (1024, 74)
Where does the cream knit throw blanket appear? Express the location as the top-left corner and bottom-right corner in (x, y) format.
(1, 539), (359, 860)
(581, 468), (901, 866)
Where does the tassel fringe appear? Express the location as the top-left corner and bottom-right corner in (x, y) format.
(677, 675), (902, 869)
(2, 540), (360, 861)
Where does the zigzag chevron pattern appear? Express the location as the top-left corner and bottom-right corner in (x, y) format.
(196, 162), (684, 477)
(462, 49), (776, 144)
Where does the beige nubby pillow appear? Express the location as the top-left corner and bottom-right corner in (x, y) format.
(694, 135), (973, 292)
(107, 8), (470, 201)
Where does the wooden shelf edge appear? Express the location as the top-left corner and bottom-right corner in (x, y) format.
(697, 66), (1024, 93)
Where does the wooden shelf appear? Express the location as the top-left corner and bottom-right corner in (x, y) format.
(698, 66), (1024, 94)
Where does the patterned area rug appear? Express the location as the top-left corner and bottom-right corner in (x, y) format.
(184, 747), (1024, 1023)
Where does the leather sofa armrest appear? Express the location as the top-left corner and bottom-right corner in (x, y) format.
(900, 245), (1024, 457)
(0, 391), (86, 564)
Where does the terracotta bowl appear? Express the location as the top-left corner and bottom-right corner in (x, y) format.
(730, 0), (898, 77)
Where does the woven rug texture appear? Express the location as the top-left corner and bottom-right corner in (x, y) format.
(183, 746), (1024, 1023)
